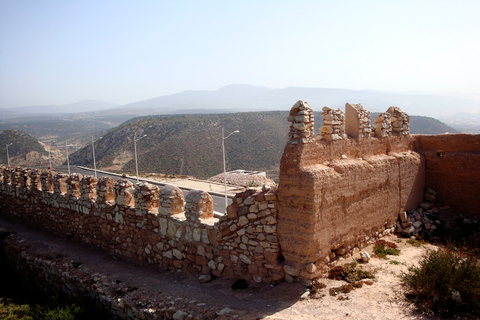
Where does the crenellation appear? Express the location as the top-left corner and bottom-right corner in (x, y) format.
(134, 182), (159, 212)
(96, 176), (115, 205)
(40, 170), (55, 193)
(114, 178), (135, 208)
(317, 107), (347, 141)
(287, 100), (315, 144)
(79, 175), (98, 202)
(373, 112), (392, 137)
(158, 185), (184, 215)
(387, 106), (410, 135)
(30, 169), (43, 191)
(345, 103), (371, 139)
(53, 173), (68, 195)
(184, 190), (214, 221)
(66, 173), (83, 200)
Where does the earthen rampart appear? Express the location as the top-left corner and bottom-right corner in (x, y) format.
(0, 167), (282, 283)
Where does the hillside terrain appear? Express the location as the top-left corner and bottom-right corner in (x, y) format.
(0, 130), (48, 166)
(68, 111), (458, 180)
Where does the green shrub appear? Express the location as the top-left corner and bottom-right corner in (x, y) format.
(406, 238), (422, 247)
(374, 241), (400, 258)
(402, 247), (480, 316)
(0, 298), (32, 320)
(328, 262), (375, 283)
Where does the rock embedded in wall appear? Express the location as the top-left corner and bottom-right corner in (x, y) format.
(287, 100), (315, 144)
(317, 107), (346, 141)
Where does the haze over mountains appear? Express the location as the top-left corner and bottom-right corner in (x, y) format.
(2, 85), (480, 126)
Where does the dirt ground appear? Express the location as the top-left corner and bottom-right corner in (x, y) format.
(0, 215), (454, 320)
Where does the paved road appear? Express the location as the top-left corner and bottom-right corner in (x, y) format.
(55, 165), (230, 214)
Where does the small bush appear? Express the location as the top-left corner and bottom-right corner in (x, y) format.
(402, 247), (480, 316)
(374, 241), (400, 258)
(406, 238), (422, 247)
(328, 262), (375, 283)
(329, 284), (353, 296)
(309, 280), (327, 296)
(0, 298), (32, 320)
(390, 260), (401, 265)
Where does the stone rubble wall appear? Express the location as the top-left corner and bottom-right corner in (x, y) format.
(287, 100), (315, 144)
(0, 166), (282, 283)
(317, 107), (346, 141)
(0, 230), (234, 319)
(373, 112), (392, 138)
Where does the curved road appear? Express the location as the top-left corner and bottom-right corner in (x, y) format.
(55, 165), (230, 215)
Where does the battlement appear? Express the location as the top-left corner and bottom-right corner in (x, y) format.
(1, 100), (479, 285)
(0, 166), (282, 283)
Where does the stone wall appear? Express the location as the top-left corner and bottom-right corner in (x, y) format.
(0, 167), (281, 283)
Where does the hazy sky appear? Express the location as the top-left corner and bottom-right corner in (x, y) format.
(1, 0), (479, 108)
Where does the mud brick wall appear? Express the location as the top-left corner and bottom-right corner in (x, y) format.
(278, 101), (425, 281)
(0, 167), (282, 283)
(414, 134), (480, 219)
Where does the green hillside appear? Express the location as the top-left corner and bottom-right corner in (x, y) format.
(0, 130), (47, 165)
(68, 111), (458, 180)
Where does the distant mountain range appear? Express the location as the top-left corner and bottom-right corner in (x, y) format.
(0, 85), (476, 141)
(0, 100), (118, 119)
(2, 84), (480, 118)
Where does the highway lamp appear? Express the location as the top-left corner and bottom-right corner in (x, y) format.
(48, 144), (52, 169)
(6, 143), (13, 166)
(134, 134), (147, 183)
(91, 136), (102, 178)
(222, 128), (239, 212)
(65, 140), (71, 175)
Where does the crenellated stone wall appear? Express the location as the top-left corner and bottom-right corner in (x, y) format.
(0, 167), (281, 283)
(1, 100), (479, 287)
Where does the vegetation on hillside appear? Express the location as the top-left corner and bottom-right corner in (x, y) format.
(0, 130), (47, 165)
(69, 112), (288, 179)
(67, 111), (460, 180)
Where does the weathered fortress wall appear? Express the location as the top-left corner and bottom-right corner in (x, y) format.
(0, 169), (283, 283)
(278, 100), (479, 281)
(415, 134), (480, 218)
(1, 100), (479, 286)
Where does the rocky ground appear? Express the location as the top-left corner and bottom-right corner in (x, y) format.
(2, 212), (469, 320)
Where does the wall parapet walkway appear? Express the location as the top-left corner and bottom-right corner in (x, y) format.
(0, 167), (283, 283)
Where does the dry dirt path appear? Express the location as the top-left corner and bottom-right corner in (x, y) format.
(0, 214), (452, 319)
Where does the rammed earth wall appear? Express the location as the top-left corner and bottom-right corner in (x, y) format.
(0, 170), (283, 283)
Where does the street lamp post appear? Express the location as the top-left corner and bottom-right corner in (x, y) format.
(222, 128), (239, 212)
(91, 136), (102, 178)
(6, 143), (13, 167)
(66, 140), (71, 175)
(48, 144), (52, 169)
(134, 134), (147, 183)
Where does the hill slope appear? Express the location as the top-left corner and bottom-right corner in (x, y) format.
(0, 130), (48, 166)
(69, 111), (458, 180)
